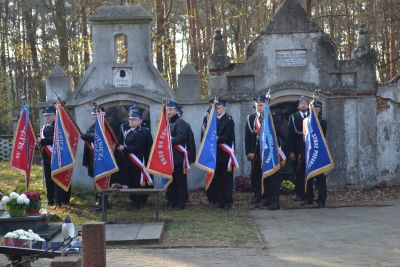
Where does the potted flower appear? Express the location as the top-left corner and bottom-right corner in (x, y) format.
(1, 192), (30, 217)
(22, 192), (41, 216)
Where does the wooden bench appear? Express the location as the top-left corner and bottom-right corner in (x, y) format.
(97, 189), (165, 222)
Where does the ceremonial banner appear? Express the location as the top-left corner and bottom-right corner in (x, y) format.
(303, 108), (334, 188)
(52, 105), (80, 192)
(147, 105), (174, 189)
(51, 105), (77, 191)
(260, 105), (282, 193)
(94, 116), (118, 190)
(195, 103), (217, 190)
(10, 104), (35, 190)
(93, 110), (119, 189)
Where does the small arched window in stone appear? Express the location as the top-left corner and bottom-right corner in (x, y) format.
(115, 34), (128, 64)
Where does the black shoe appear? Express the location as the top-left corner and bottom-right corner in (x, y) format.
(316, 200), (325, 208)
(300, 200), (313, 206)
(251, 196), (260, 204)
(268, 202), (280, 210)
(223, 205), (232, 211)
(263, 197), (272, 207)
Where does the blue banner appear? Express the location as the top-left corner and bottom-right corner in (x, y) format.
(51, 107), (76, 177)
(93, 114), (119, 180)
(304, 109), (334, 185)
(260, 105), (281, 182)
(195, 103), (217, 190)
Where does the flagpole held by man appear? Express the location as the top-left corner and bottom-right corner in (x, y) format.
(259, 92), (286, 210)
(147, 100), (174, 190)
(117, 106), (153, 210)
(303, 93), (334, 207)
(195, 98), (218, 204)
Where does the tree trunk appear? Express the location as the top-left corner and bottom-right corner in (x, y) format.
(306, 0), (312, 15)
(54, 0), (69, 69)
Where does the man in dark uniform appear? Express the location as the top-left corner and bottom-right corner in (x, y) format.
(245, 95), (285, 209)
(306, 100), (328, 208)
(81, 107), (110, 211)
(37, 106), (56, 205)
(288, 96), (310, 203)
(201, 102), (218, 205)
(37, 106), (67, 206)
(214, 99), (235, 210)
(166, 100), (190, 210)
(117, 108), (153, 210)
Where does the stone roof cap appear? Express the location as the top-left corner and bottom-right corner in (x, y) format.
(262, 0), (321, 34)
(48, 65), (68, 78)
(88, 5), (152, 22)
(180, 64), (198, 75)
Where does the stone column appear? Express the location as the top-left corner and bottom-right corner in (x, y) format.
(82, 222), (106, 267)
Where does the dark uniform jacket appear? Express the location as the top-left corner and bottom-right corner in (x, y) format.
(287, 111), (309, 155)
(40, 121), (55, 165)
(124, 125), (153, 169)
(319, 118), (327, 136)
(245, 112), (286, 156)
(216, 113), (235, 164)
(200, 114), (208, 141)
(81, 124), (95, 177)
(170, 114), (189, 166)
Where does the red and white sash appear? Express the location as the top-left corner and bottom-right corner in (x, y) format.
(255, 114), (261, 134)
(174, 145), (191, 174)
(278, 146), (286, 164)
(218, 144), (239, 171)
(40, 125), (53, 157)
(127, 153), (153, 186)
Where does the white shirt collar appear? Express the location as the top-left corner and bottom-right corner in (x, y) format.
(217, 112), (225, 120)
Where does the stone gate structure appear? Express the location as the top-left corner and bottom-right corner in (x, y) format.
(41, 0), (400, 190)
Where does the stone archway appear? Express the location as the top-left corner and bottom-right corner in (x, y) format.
(101, 100), (151, 143)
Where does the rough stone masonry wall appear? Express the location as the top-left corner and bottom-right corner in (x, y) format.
(377, 82), (400, 185)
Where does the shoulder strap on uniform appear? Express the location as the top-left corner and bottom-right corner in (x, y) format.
(247, 114), (255, 134)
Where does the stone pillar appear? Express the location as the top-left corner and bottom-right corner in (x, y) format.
(353, 24), (377, 92)
(82, 222), (106, 267)
(208, 29), (230, 75)
(176, 64), (201, 102)
(46, 65), (72, 103)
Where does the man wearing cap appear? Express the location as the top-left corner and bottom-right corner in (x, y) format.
(117, 108), (153, 210)
(166, 101), (190, 210)
(81, 107), (109, 211)
(288, 96), (310, 203)
(37, 106), (58, 205)
(245, 95), (285, 209)
(214, 99), (236, 210)
(308, 101), (328, 208)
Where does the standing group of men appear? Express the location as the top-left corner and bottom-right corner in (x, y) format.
(245, 95), (328, 210)
(38, 94), (327, 211)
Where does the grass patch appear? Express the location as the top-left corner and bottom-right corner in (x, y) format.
(0, 162), (259, 244)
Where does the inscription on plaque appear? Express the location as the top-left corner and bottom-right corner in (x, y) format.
(113, 67), (132, 87)
(276, 50), (307, 67)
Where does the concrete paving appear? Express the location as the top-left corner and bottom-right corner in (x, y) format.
(1, 205), (400, 266)
(252, 205), (400, 267)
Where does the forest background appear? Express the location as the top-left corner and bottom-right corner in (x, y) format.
(0, 0), (398, 133)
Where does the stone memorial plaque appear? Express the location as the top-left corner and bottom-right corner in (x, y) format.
(276, 50), (307, 67)
(113, 67), (132, 87)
